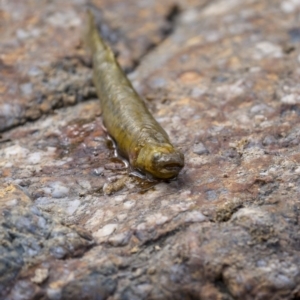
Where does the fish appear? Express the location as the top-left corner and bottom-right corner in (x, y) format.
(86, 10), (184, 179)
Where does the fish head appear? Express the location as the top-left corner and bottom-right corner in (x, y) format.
(136, 143), (184, 179)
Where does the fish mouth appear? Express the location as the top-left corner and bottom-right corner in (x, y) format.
(153, 152), (184, 178)
(157, 162), (184, 178)
(162, 163), (183, 172)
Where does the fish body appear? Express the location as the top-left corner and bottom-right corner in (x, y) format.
(86, 11), (184, 179)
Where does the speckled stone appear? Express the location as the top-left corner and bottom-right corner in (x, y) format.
(2, 0), (300, 299)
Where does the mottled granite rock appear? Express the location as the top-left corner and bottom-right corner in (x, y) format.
(1, 0), (300, 299)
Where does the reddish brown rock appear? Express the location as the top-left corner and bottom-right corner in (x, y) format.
(1, 0), (300, 299)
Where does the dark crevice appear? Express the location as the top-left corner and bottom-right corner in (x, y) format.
(162, 4), (181, 36)
(213, 268), (235, 300)
(139, 226), (184, 248)
(86, 2), (122, 47)
(128, 4), (181, 73)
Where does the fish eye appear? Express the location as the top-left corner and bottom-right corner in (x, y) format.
(153, 152), (161, 160)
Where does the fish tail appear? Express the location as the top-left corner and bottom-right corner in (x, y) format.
(85, 9), (117, 65)
(84, 9), (106, 54)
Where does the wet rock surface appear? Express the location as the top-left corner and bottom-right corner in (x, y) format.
(1, 0), (300, 299)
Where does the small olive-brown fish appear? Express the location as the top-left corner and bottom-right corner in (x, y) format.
(86, 11), (184, 179)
